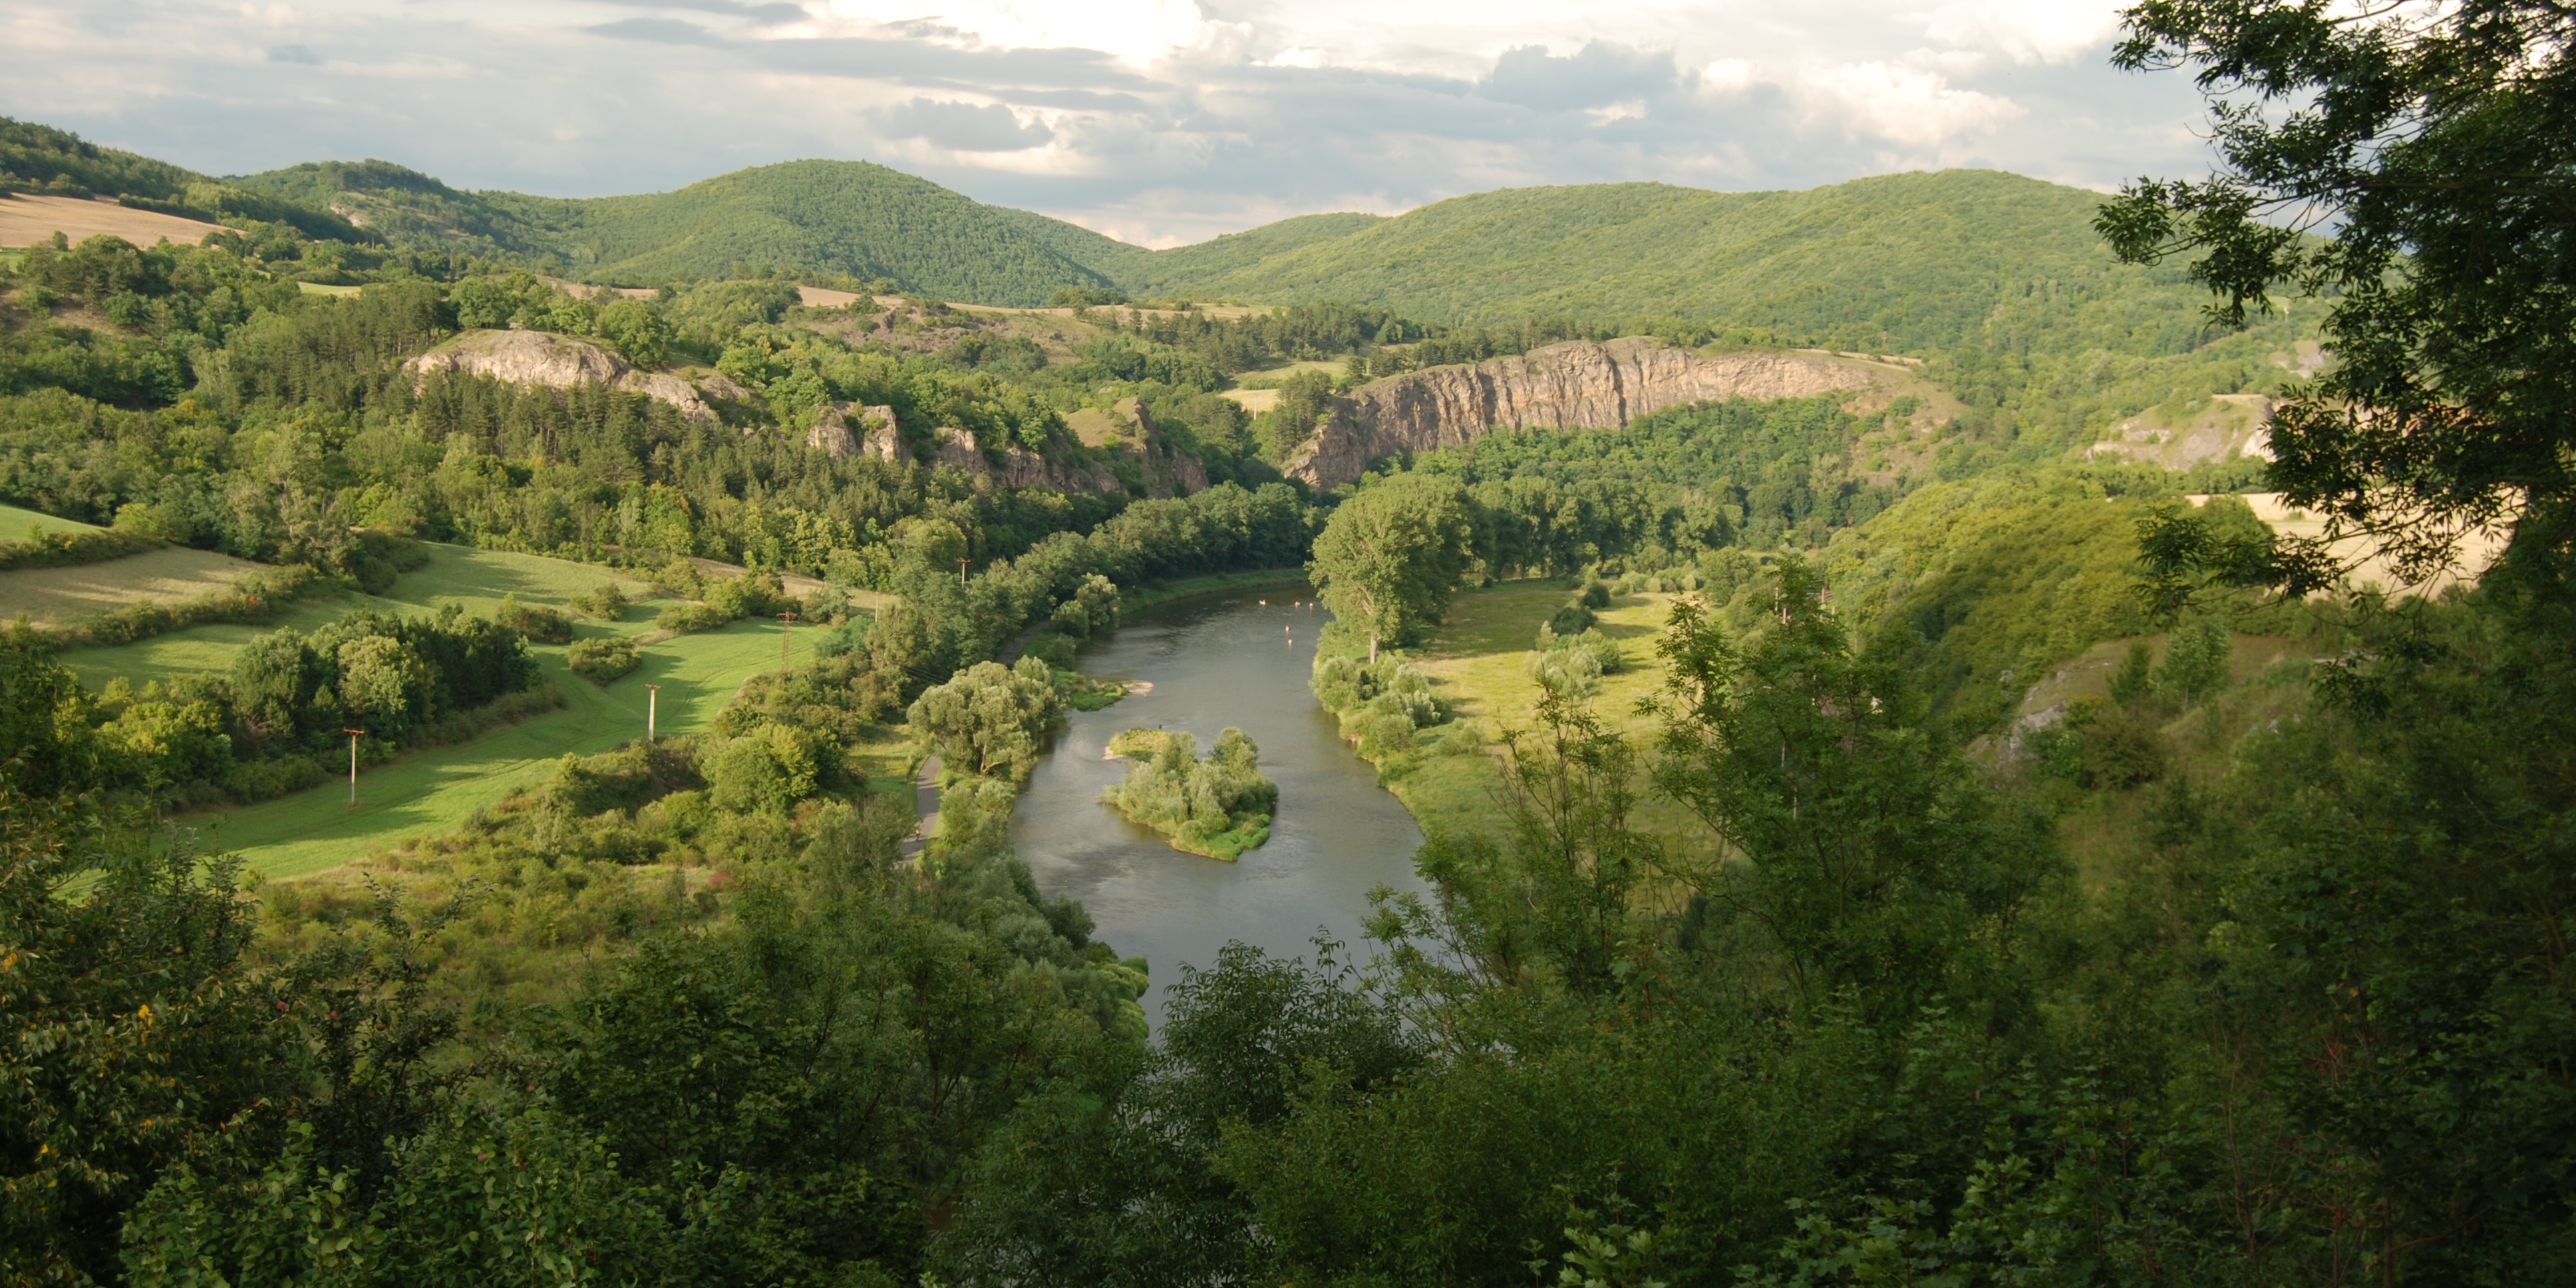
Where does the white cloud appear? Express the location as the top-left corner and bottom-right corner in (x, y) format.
(1800, 59), (2026, 149)
(1699, 58), (1752, 94)
(814, 0), (1221, 67)
(0, 0), (2212, 244)
(1923, 0), (2124, 65)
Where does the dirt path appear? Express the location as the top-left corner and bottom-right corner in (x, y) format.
(900, 754), (941, 860)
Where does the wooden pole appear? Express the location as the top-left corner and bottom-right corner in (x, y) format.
(780, 610), (798, 674)
(643, 684), (659, 742)
(342, 728), (364, 806)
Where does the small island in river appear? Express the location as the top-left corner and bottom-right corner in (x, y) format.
(1102, 726), (1278, 861)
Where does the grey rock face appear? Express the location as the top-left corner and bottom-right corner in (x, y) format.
(1285, 338), (1873, 490)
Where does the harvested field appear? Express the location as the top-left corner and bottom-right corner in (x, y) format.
(798, 285), (862, 308)
(2195, 492), (2509, 597)
(0, 546), (266, 626)
(0, 193), (224, 248)
(1219, 388), (1279, 413)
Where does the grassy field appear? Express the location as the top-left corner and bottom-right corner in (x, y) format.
(61, 544), (659, 685)
(1373, 581), (1698, 842)
(52, 542), (830, 879)
(0, 546), (271, 627)
(0, 502), (104, 537)
(191, 618), (795, 879)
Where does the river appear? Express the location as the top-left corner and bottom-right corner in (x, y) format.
(1010, 584), (1426, 1023)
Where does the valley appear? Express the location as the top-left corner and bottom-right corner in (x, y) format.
(3, 53), (2565, 1287)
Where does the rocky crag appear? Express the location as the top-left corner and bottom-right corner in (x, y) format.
(406, 329), (732, 422)
(806, 397), (1207, 498)
(1285, 338), (1877, 490)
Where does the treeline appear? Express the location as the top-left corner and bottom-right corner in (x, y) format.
(829, 480), (1315, 719)
(0, 253), (1135, 579)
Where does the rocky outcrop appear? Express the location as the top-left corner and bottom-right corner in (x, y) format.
(407, 329), (720, 422)
(931, 426), (1128, 494)
(1285, 338), (1877, 490)
(912, 400), (1208, 498)
(808, 404), (898, 459)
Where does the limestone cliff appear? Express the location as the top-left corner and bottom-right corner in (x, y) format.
(407, 329), (723, 422)
(1285, 339), (1876, 490)
(808, 404), (899, 459)
(919, 398), (1207, 498)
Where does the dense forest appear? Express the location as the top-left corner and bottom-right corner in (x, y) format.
(6, 1), (2575, 1279)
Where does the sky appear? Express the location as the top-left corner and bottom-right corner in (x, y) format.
(0, 0), (2219, 247)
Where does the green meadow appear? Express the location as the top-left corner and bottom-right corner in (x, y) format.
(0, 501), (104, 536)
(53, 542), (814, 878)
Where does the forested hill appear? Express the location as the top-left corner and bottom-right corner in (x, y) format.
(1107, 170), (2226, 359)
(7, 116), (2283, 385)
(236, 158), (1134, 307)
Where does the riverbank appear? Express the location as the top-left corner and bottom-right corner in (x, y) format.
(1319, 580), (1700, 843)
(1119, 567), (1313, 615)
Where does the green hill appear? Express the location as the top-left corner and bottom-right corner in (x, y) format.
(1108, 171), (2232, 360)
(231, 160), (563, 263)
(0, 116), (202, 200)
(239, 156), (1138, 305)
(543, 160), (1122, 303)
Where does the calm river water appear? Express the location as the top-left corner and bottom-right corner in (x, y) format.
(1010, 585), (1426, 1023)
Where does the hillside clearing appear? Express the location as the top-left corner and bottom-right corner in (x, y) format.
(56, 544), (656, 681)
(0, 192), (226, 247)
(56, 539), (887, 879)
(189, 618), (795, 880)
(0, 502), (104, 537)
(2203, 491), (2509, 597)
(0, 546), (267, 627)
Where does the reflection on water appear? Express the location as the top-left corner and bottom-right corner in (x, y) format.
(1010, 587), (1426, 1024)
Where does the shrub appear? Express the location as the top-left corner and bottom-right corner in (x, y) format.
(812, 613), (874, 659)
(567, 636), (641, 685)
(655, 602), (730, 635)
(572, 581), (630, 621)
(496, 593), (574, 645)
(1025, 631), (1079, 671)
(703, 571), (794, 621)
(703, 723), (820, 815)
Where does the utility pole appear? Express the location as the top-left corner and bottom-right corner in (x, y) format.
(779, 610), (798, 673)
(643, 683), (659, 742)
(342, 728), (364, 806)
(957, 557), (969, 587)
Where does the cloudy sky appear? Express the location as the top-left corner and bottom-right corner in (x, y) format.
(2, 0), (2216, 246)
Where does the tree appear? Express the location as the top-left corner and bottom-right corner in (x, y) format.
(2099, 0), (2576, 597)
(1308, 474), (1474, 663)
(907, 657), (1062, 783)
(704, 723), (822, 815)
(595, 298), (672, 369)
(336, 634), (430, 728)
(0, 791), (283, 1285)
(2152, 618), (2231, 708)
(1651, 561), (2055, 1018)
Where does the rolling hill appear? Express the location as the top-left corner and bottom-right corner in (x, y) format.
(1100, 171), (2232, 360)
(9, 116), (2274, 378)
(237, 157), (1133, 306)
